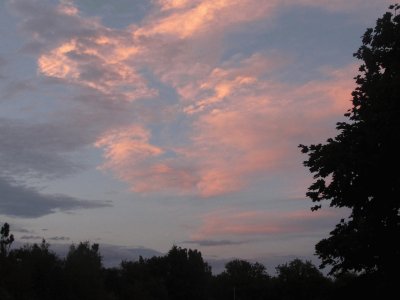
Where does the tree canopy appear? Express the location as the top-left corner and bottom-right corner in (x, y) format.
(0, 223), (14, 257)
(0, 221), (388, 299)
(300, 3), (400, 283)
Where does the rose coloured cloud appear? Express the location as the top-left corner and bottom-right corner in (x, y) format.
(14, 0), (357, 197)
(190, 208), (342, 240)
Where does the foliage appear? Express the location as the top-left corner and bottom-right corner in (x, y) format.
(212, 259), (271, 300)
(6, 240), (63, 300)
(111, 245), (212, 300)
(165, 245), (212, 300)
(64, 242), (106, 300)
(0, 222), (390, 300)
(299, 4), (400, 282)
(0, 223), (14, 257)
(0, 223), (14, 300)
(274, 259), (331, 300)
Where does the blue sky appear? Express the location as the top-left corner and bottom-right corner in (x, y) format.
(0, 0), (393, 271)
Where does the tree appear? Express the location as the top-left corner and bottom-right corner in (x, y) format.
(213, 259), (270, 300)
(118, 256), (169, 300)
(0, 223), (14, 300)
(116, 245), (211, 300)
(63, 242), (106, 300)
(300, 3), (400, 284)
(164, 245), (212, 300)
(6, 240), (63, 300)
(275, 259), (331, 300)
(0, 223), (14, 257)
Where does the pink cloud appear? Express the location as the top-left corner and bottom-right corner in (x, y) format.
(191, 208), (340, 240)
(57, 0), (78, 15)
(138, 0), (279, 39)
(34, 2), (156, 102)
(170, 58), (355, 196)
(38, 35), (156, 101)
(94, 124), (201, 193)
(92, 53), (354, 197)
(25, 0), (358, 197)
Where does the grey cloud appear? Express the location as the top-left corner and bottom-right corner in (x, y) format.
(20, 235), (42, 240)
(182, 239), (249, 247)
(48, 236), (70, 241)
(0, 176), (111, 218)
(9, 0), (103, 54)
(1, 80), (35, 99)
(0, 56), (6, 78)
(15, 228), (33, 233)
(0, 56), (6, 67)
(76, 0), (151, 28)
(0, 118), (92, 178)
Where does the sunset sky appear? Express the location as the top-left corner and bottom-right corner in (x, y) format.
(0, 0), (392, 271)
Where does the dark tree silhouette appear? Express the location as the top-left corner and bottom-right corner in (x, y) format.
(164, 245), (212, 300)
(300, 3), (400, 285)
(274, 259), (331, 300)
(7, 240), (63, 300)
(64, 242), (106, 300)
(213, 259), (271, 300)
(117, 256), (169, 300)
(0, 223), (14, 257)
(0, 230), (379, 300)
(0, 223), (14, 300)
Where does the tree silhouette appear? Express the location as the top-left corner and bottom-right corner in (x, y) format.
(164, 245), (212, 300)
(213, 259), (270, 300)
(0, 223), (14, 257)
(6, 240), (62, 300)
(300, 3), (400, 287)
(0, 223), (14, 300)
(275, 259), (331, 300)
(64, 242), (106, 300)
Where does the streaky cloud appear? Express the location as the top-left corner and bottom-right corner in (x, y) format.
(182, 239), (249, 247)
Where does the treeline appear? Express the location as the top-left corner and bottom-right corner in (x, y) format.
(0, 223), (384, 300)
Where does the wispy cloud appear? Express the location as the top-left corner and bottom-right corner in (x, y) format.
(138, 0), (279, 39)
(182, 239), (250, 247)
(48, 236), (70, 241)
(191, 208), (343, 240)
(20, 235), (43, 240)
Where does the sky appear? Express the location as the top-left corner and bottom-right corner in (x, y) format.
(0, 0), (393, 272)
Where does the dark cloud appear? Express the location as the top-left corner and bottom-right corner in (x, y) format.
(76, 0), (151, 28)
(20, 235), (42, 240)
(9, 0), (103, 54)
(0, 56), (6, 78)
(0, 176), (111, 218)
(0, 56), (6, 67)
(1, 80), (35, 99)
(0, 118), (91, 178)
(48, 236), (70, 241)
(182, 239), (249, 247)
